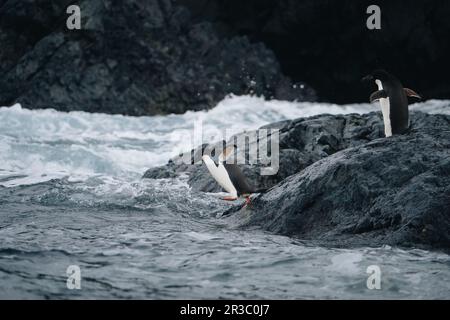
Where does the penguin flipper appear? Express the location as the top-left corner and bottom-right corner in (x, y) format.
(404, 88), (422, 100)
(202, 155), (238, 197)
(370, 90), (388, 103)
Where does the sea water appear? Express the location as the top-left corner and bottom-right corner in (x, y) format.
(0, 96), (449, 299)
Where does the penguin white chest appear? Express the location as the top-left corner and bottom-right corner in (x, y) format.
(375, 80), (392, 137)
(202, 155), (238, 197)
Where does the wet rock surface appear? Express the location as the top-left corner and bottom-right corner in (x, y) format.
(228, 112), (450, 250)
(145, 111), (450, 250)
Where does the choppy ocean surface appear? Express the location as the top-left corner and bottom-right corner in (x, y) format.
(0, 96), (449, 299)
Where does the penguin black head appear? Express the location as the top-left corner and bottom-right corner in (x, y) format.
(362, 70), (422, 100)
(362, 69), (395, 84)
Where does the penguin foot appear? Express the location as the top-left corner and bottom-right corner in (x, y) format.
(241, 196), (252, 209)
(222, 196), (238, 201)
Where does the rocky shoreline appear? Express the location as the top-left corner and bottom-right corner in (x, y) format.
(144, 111), (450, 250)
(0, 0), (315, 115)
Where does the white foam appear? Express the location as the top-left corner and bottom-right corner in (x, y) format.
(327, 252), (363, 275)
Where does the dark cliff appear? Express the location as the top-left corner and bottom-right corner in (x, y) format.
(0, 0), (315, 115)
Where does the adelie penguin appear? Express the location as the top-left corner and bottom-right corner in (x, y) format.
(201, 143), (263, 205)
(362, 70), (422, 137)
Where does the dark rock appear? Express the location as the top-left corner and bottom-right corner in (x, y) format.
(0, 0), (316, 115)
(144, 111), (450, 249)
(227, 112), (450, 250)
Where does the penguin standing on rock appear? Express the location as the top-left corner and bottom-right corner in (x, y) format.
(362, 70), (422, 137)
